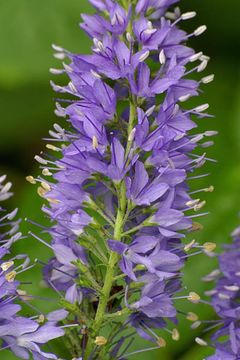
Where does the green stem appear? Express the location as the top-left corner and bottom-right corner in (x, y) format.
(84, 183), (127, 359)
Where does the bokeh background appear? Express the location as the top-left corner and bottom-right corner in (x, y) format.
(0, 0), (240, 359)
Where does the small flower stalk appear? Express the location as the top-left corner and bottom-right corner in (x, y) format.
(4, 0), (217, 359)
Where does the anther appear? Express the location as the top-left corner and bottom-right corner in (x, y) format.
(188, 292), (200, 303)
(139, 50), (150, 62)
(128, 128), (136, 142)
(194, 25), (207, 36)
(26, 176), (36, 184)
(46, 144), (62, 152)
(1, 261), (14, 271)
(195, 337), (208, 346)
(187, 312), (199, 322)
(159, 49), (166, 65)
(92, 136), (99, 149)
(191, 321), (201, 329)
(197, 60), (208, 72)
(91, 69), (101, 79)
(189, 52), (203, 62)
(202, 74), (215, 84)
(194, 104), (209, 112)
(194, 200), (206, 211)
(42, 169), (52, 176)
(94, 336), (107, 346)
(41, 182), (51, 192)
(5, 271), (17, 282)
(156, 337), (166, 347)
(203, 242), (216, 252)
(181, 11), (196, 20)
(49, 68), (64, 75)
(172, 329), (180, 341)
(179, 94), (191, 102)
(184, 240), (196, 252)
(224, 285), (239, 292)
(37, 187), (47, 198)
(34, 155), (48, 165)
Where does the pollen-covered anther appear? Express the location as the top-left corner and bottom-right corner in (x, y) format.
(41, 182), (51, 192)
(46, 198), (60, 204)
(203, 242), (216, 252)
(194, 25), (207, 36)
(42, 168), (52, 176)
(190, 222), (204, 232)
(186, 199), (200, 207)
(194, 200), (206, 211)
(37, 314), (45, 323)
(26, 176), (36, 184)
(92, 136), (99, 149)
(181, 11), (196, 20)
(184, 240), (196, 252)
(5, 270), (17, 282)
(37, 186), (48, 198)
(156, 337), (166, 347)
(46, 144), (62, 152)
(1, 261), (14, 271)
(195, 337), (208, 346)
(186, 312), (199, 322)
(94, 336), (107, 346)
(172, 329), (180, 341)
(188, 292), (200, 303)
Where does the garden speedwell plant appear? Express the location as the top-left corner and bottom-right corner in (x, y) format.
(0, 0), (218, 359)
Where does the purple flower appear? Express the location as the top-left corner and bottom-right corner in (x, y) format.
(205, 225), (240, 359)
(29, 0), (215, 357)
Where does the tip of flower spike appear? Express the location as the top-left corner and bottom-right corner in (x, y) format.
(195, 337), (208, 346)
(172, 329), (180, 341)
(203, 242), (216, 252)
(94, 336), (107, 346)
(156, 337), (166, 347)
(187, 312), (199, 322)
(188, 292), (200, 303)
(181, 11), (197, 20)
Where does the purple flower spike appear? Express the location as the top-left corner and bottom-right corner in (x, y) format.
(26, 0), (216, 358)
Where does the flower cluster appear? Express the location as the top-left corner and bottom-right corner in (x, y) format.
(203, 226), (240, 359)
(26, 0), (216, 358)
(0, 175), (65, 360)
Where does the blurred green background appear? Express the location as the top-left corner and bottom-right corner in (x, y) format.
(0, 0), (240, 359)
